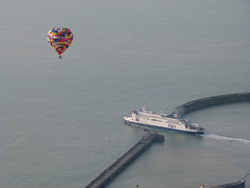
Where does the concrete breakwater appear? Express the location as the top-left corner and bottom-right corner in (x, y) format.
(85, 132), (164, 188)
(173, 92), (250, 116)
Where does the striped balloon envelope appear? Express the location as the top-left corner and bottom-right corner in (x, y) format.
(47, 27), (73, 58)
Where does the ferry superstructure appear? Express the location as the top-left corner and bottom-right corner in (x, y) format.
(124, 106), (204, 134)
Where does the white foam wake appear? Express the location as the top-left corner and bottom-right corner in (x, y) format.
(201, 134), (250, 148)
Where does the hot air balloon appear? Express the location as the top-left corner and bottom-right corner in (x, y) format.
(47, 27), (73, 58)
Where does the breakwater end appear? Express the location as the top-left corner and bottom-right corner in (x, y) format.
(174, 92), (250, 116)
(85, 131), (164, 188)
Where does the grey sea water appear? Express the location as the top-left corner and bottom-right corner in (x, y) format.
(1, 0), (250, 188)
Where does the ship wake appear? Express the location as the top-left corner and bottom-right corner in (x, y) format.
(201, 134), (250, 150)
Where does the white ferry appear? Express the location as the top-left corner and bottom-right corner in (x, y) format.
(124, 106), (204, 134)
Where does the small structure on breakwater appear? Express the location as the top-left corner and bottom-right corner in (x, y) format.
(85, 131), (164, 188)
(173, 92), (250, 117)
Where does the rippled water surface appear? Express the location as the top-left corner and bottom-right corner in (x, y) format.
(1, 0), (250, 187)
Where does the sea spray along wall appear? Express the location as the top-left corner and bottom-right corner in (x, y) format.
(173, 92), (250, 116)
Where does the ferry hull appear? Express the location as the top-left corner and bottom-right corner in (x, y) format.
(124, 120), (204, 135)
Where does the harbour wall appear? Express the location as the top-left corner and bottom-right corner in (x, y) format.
(85, 132), (164, 188)
(173, 92), (250, 116)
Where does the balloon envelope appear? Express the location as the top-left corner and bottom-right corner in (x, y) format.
(47, 27), (73, 57)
